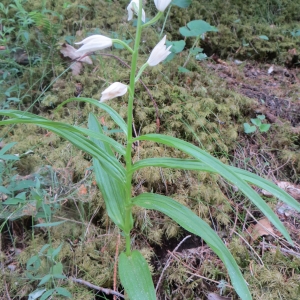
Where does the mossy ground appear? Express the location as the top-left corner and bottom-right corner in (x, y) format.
(1, 0), (300, 299)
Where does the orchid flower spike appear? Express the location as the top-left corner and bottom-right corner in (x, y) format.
(154, 0), (172, 12)
(127, 0), (146, 23)
(100, 82), (128, 102)
(147, 35), (172, 66)
(75, 35), (113, 55)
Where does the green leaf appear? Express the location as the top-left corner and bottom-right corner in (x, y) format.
(26, 255), (41, 271)
(0, 116), (125, 155)
(38, 274), (52, 286)
(40, 289), (55, 300)
(178, 66), (190, 73)
(171, 0), (192, 8)
(259, 35), (269, 40)
(132, 157), (300, 212)
(55, 287), (72, 298)
(133, 193), (251, 300)
(166, 40), (186, 54)
(259, 124), (271, 132)
(0, 141), (17, 156)
(0, 186), (12, 194)
(51, 262), (63, 275)
(243, 123), (256, 134)
(51, 243), (63, 260)
(39, 244), (50, 255)
(3, 197), (25, 204)
(133, 134), (293, 244)
(28, 289), (46, 300)
(179, 20), (218, 37)
(0, 154), (19, 160)
(250, 118), (261, 127)
(11, 180), (36, 191)
(34, 220), (66, 227)
(195, 53), (208, 60)
(256, 115), (265, 120)
(56, 98), (128, 135)
(0, 113), (125, 183)
(88, 113), (126, 230)
(119, 250), (156, 300)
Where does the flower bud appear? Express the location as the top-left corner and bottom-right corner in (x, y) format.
(147, 35), (172, 66)
(154, 0), (172, 12)
(127, 0), (146, 23)
(75, 35), (113, 55)
(100, 82), (128, 102)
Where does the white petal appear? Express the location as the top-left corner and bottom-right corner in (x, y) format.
(127, 0), (146, 22)
(154, 0), (172, 12)
(100, 82), (128, 102)
(147, 35), (172, 66)
(75, 35), (113, 55)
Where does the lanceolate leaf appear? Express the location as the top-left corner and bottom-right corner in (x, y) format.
(57, 97), (128, 135)
(0, 116), (125, 182)
(131, 158), (300, 212)
(133, 134), (293, 244)
(88, 113), (126, 230)
(119, 251), (156, 300)
(0, 117), (125, 155)
(133, 193), (251, 300)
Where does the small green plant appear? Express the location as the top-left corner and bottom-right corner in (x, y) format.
(243, 114), (271, 134)
(27, 243), (71, 300)
(0, 1), (299, 299)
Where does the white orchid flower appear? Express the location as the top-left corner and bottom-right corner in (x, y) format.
(147, 35), (172, 66)
(100, 82), (128, 102)
(154, 0), (172, 12)
(127, 0), (146, 23)
(75, 35), (113, 55)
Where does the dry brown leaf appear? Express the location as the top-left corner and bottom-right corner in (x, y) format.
(60, 43), (92, 64)
(60, 43), (92, 75)
(70, 62), (83, 76)
(247, 217), (274, 241)
(277, 181), (300, 200)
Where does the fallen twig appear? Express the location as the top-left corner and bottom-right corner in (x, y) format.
(69, 277), (125, 298)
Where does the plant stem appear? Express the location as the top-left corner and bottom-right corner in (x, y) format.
(159, 5), (172, 38)
(124, 0), (144, 256)
(182, 35), (200, 68)
(142, 11), (163, 28)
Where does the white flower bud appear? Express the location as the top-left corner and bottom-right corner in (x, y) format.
(75, 35), (113, 55)
(147, 35), (172, 66)
(154, 0), (172, 12)
(100, 82), (128, 102)
(127, 0), (146, 23)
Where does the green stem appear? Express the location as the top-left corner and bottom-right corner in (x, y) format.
(135, 63), (148, 83)
(182, 35), (200, 68)
(159, 5), (172, 38)
(142, 11), (163, 28)
(112, 39), (134, 54)
(124, 0), (144, 256)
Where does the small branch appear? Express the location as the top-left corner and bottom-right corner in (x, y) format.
(69, 277), (125, 298)
(259, 242), (300, 258)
